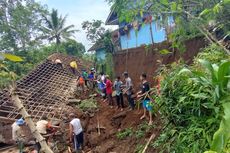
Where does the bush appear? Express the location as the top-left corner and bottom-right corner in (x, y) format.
(116, 128), (133, 140)
(152, 53), (230, 153)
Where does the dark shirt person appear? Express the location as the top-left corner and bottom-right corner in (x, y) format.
(137, 73), (153, 125)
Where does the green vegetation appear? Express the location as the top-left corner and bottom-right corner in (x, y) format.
(106, 1), (230, 152)
(82, 20), (115, 77)
(78, 98), (98, 112)
(135, 144), (145, 153)
(150, 45), (230, 153)
(0, 1), (229, 152)
(41, 9), (78, 45)
(107, 0), (230, 54)
(116, 122), (155, 140)
(116, 128), (133, 140)
(135, 122), (155, 139)
(0, 0), (88, 89)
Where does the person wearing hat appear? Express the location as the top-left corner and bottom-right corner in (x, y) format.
(70, 60), (78, 75)
(55, 59), (63, 68)
(69, 113), (84, 152)
(12, 118), (25, 153)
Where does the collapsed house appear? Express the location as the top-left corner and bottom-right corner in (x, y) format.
(0, 53), (87, 144)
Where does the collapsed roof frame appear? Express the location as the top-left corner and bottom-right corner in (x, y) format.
(0, 53), (85, 122)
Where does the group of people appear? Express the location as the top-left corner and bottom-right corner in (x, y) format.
(12, 113), (84, 153)
(11, 59), (156, 152)
(95, 71), (154, 125)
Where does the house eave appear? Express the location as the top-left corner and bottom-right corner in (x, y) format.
(105, 9), (119, 25)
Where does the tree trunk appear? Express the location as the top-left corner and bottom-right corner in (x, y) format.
(10, 88), (53, 153)
(150, 22), (154, 45)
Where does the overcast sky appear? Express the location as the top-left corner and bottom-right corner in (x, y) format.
(37, 0), (117, 50)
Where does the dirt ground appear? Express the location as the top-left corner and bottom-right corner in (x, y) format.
(1, 94), (162, 153)
(83, 96), (162, 153)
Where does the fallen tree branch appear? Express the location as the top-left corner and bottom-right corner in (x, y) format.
(10, 86), (53, 153)
(184, 10), (230, 55)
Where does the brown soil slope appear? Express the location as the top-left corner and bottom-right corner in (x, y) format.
(84, 97), (162, 153)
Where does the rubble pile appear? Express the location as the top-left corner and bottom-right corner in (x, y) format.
(0, 53), (86, 144)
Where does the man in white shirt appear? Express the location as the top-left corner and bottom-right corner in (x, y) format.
(123, 72), (135, 110)
(35, 116), (50, 152)
(69, 113), (84, 151)
(12, 118), (25, 153)
(36, 116), (49, 135)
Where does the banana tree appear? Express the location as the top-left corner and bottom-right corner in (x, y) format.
(0, 53), (23, 62)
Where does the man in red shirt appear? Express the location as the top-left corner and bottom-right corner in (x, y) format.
(106, 75), (114, 108)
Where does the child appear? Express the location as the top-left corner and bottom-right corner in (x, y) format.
(114, 76), (124, 111)
(137, 73), (153, 125)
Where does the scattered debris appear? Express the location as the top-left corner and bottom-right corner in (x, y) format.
(68, 99), (81, 104)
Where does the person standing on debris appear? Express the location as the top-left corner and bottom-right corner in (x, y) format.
(55, 59), (63, 68)
(69, 113), (84, 152)
(88, 68), (96, 89)
(77, 75), (85, 92)
(106, 75), (114, 108)
(12, 118), (26, 153)
(35, 116), (58, 152)
(137, 73), (153, 125)
(97, 72), (107, 102)
(82, 70), (88, 87)
(114, 76), (124, 111)
(70, 60), (78, 75)
(123, 72), (135, 110)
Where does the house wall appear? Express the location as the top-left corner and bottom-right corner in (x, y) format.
(120, 16), (174, 50)
(96, 48), (106, 60)
(113, 37), (206, 89)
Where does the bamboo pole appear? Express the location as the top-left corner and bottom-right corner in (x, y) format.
(97, 114), (101, 135)
(142, 133), (156, 153)
(10, 86), (53, 153)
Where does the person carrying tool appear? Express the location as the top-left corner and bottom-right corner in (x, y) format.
(69, 113), (84, 152)
(70, 60), (78, 75)
(12, 118), (26, 153)
(137, 73), (153, 125)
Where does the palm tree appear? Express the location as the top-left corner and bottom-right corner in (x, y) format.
(42, 9), (78, 44)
